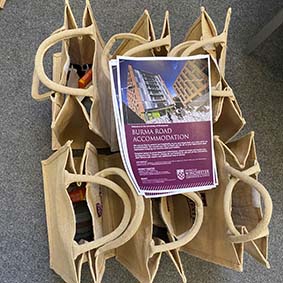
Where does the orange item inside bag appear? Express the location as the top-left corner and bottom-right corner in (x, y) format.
(78, 69), (92, 88)
(69, 188), (86, 203)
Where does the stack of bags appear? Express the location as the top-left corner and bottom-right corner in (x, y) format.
(31, 1), (273, 282)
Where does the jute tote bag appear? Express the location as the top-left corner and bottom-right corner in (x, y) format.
(32, 3), (171, 151)
(32, 1), (112, 149)
(114, 196), (203, 283)
(84, 166), (145, 283)
(110, 9), (170, 58)
(50, 0), (107, 150)
(169, 8), (245, 143)
(223, 132), (271, 268)
(32, 0), (115, 150)
(94, 153), (203, 283)
(160, 135), (272, 271)
(41, 141), (144, 283)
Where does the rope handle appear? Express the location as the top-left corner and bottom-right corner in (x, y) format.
(32, 25), (96, 101)
(94, 168), (145, 256)
(224, 163), (272, 243)
(150, 191), (203, 256)
(65, 169), (132, 257)
(101, 33), (171, 79)
(101, 33), (150, 79)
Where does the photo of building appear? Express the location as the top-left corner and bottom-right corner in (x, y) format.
(121, 58), (211, 124)
(126, 65), (174, 122)
(173, 59), (209, 107)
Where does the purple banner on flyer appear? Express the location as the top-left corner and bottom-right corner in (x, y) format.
(125, 121), (214, 192)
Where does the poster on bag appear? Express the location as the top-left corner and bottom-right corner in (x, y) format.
(110, 55), (217, 197)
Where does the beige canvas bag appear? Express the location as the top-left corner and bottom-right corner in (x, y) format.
(31, 3), (171, 151)
(92, 152), (203, 283)
(32, 0), (115, 150)
(223, 131), (271, 268)
(160, 135), (272, 271)
(41, 140), (145, 283)
(169, 7), (245, 143)
(111, 9), (170, 57)
(50, 0), (107, 150)
(116, 196), (203, 283)
(85, 165), (145, 283)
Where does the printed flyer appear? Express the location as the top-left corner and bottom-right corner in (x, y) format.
(110, 55), (217, 197)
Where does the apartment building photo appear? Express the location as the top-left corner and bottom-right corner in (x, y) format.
(126, 64), (174, 122)
(173, 59), (209, 108)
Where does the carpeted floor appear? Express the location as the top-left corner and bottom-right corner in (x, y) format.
(0, 0), (282, 282)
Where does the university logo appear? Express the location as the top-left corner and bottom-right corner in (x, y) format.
(176, 169), (185, 180)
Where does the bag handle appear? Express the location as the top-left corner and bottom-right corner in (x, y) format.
(168, 34), (222, 57)
(150, 191), (203, 256)
(101, 33), (150, 79)
(180, 32), (226, 57)
(168, 36), (219, 56)
(180, 8), (231, 58)
(101, 34), (171, 79)
(94, 168), (145, 256)
(212, 88), (234, 98)
(32, 25), (96, 101)
(224, 163), (273, 243)
(123, 35), (171, 56)
(32, 70), (56, 101)
(168, 40), (199, 57)
(64, 170), (132, 257)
